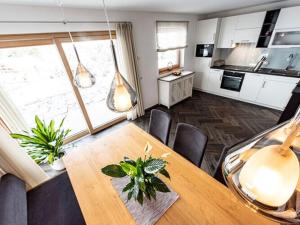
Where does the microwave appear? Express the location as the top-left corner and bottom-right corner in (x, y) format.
(195, 44), (214, 57)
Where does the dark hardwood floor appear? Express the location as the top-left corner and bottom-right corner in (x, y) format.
(73, 90), (281, 176)
(132, 91), (281, 175)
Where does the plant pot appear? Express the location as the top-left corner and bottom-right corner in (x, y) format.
(50, 158), (65, 171)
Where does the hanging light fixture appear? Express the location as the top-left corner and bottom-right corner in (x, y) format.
(58, 0), (96, 88)
(223, 106), (300, 224)
(102, 0), (137, 113)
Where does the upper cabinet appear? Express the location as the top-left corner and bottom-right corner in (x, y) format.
(217, 16), (238, 48)
(274, 6), (300, 30)
(269, 6), (300, 48)
(217, 11), (265, 48)
(196, 18), (219, 44)
(235, 12), (266, 29)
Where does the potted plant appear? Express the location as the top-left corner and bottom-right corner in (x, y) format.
(10, 115), (71, 171)
(101, 142), (171, 205)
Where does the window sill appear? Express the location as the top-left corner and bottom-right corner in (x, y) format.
(159, 67), (183, 76)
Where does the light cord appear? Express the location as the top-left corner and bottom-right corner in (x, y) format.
(102, 0), (113, 41)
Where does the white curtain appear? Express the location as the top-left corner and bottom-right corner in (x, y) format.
(0, 87), (28, 133)
(0, 127), (49, 189)
(116, 22), (145, 120)
(156, 21), (188, 52)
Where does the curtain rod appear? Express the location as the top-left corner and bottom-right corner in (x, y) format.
(0, 21), (131, 24)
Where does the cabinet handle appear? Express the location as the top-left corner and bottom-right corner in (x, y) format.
(262, 81), (266, 88)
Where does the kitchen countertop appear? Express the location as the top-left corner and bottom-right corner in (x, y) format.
(158, 71), (194, 82)
(211, 65), (300, 78)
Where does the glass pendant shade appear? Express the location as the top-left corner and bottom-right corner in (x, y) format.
(74, 62), (96, 88)
(106, 71), (137, 112)
(223, 107), (300, 224)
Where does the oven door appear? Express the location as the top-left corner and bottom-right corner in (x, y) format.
(221, 71), (245, 92)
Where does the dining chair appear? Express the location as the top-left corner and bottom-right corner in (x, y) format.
(213, 146), (229, 185)
(148, 109), (172, 145)
(173, 123), (208, 167)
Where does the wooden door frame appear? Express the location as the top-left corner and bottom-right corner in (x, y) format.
(0, 31), (125, 140)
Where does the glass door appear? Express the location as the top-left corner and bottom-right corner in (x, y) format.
(0, 42), (89, 139)
(59, 38), (125, 133)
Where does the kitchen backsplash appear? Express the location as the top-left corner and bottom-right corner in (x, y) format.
(216, 43), (300, 71)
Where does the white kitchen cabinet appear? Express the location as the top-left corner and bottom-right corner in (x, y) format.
(274, 6), (300, 30)
(235, 11), (266, 29)
(217, 16), (237, 48)
(158, 72), (194, 108)
(196, 18), (219, 44)
(256, 76), (298, 109)
(209, 69), (223, 93)
(239, 73), (264, 102)
(194, 58), (211, 91)
(234, 28), (261, 44)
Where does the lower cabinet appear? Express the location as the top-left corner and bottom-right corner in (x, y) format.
(159, 74), (194, 108)
(195, 69), (299, 110)
(239, 73), (264, 102)
(255, 76), (298, 109)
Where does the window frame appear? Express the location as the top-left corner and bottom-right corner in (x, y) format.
(0, 31), (126, 143)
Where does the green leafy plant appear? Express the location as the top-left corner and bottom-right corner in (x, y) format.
(10, 115), (71, 165)
(101, 142), (171, 205)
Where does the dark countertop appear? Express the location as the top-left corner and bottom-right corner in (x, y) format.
(211, 65), (300, 78)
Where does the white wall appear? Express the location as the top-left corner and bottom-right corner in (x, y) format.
(0, 4), (198, 109)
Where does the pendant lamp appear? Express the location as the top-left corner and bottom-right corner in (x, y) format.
(58, 0), (96, 88)
(102, 0), (137, 113)
(223, 106), (300, 224)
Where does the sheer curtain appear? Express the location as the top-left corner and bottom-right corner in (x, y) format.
(0, 127), (49, 189)
(0, 87), (28, 133)
(116, 22), (145, 120)
(156, 21), (188, 52)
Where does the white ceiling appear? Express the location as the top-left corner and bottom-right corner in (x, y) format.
(0, 0), (286, 14)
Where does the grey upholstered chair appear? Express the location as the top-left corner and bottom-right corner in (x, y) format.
(149, 109), (172, 145)
(173, 123), (208, 168)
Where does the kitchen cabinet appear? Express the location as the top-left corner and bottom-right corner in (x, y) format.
(194, 58), (211, 91)
(217, 11), (265, 47)
(239, 73), (264, 102)
(236, 12), (266, 29)
(196, 18), (219, 44)
(209, 69), (223, 93)
(158, 72), (194, 108)
(217, 16), (237, 48)
(256, 76), (298, 109)
(274, 6), (300, 30)
(234, 28), (261, 44)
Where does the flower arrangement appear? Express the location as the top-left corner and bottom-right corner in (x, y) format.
(101, 142), (171, 205)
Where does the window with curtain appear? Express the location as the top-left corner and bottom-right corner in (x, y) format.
(156, 21), (188, 73)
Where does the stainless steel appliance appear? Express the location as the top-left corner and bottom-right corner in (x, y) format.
(221, 71), (245, 92)
(195, 44), (214, 57)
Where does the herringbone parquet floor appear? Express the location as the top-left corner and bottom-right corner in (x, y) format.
(132, 91), (281, 175)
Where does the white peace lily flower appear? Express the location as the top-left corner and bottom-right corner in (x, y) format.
(144, 142), (153, 154)
(161, 152), (171, 158)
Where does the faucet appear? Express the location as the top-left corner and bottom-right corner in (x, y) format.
(253, 56), (268, 72)
(286, 53), (297, 70)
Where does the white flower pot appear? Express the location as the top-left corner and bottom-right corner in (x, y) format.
(50, 158), (65, 171)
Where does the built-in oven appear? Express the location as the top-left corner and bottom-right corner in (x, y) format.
(221, 71), (245, 92)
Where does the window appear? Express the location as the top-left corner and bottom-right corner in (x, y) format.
(156, 21), (188, 73)
(0, 31), (125, 141)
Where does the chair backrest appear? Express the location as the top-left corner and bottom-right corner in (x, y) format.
(173, 123), (208, 167)
(149, 109), (172, 145)
(0, 174), (27, 225)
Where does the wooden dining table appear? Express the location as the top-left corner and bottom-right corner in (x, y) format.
(63, 123), (279, 225)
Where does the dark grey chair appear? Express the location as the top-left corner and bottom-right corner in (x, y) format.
(213, 146), (229, 185)
(173, 123), (208, 167)
(0, 171), (86, 225)
(149, 109), (172, 145)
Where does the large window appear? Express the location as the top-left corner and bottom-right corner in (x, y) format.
(0, 31), (124, 141)
(156, 21), (188, 74)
